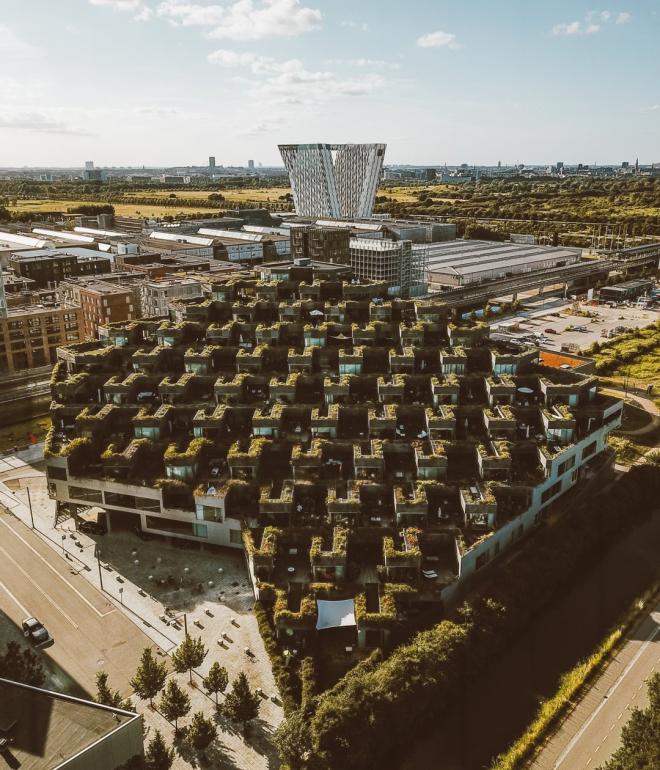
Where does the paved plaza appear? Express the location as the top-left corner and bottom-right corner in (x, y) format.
(0, 445), (283, 770)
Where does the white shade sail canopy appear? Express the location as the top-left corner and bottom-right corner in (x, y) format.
(315, 599), (356, 631)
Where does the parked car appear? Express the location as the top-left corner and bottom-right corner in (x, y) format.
(544, 328), (559, 334)
(22, 617), (49, 645)
(78, 519), (107, 535)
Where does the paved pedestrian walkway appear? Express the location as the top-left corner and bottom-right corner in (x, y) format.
(0, 444), (283, 770)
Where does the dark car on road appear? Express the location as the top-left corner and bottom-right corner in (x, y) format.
(544, 328), (559, 334)
(22, 617), (49, 645)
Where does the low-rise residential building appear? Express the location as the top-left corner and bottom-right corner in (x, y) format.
(45, 270), (622, 649)
(0, 301), (81, 372)
(139, 276), (204, 318)
(10, 248), (111, 289)
(60, 278), (136, 341)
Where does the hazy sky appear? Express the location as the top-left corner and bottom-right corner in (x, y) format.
(0, 0), (658, 167)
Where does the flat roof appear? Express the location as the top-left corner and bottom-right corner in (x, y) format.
(0, 678), (137, 770)
(424, 240), (581, 275)
(604, 279), (654, 289)
(10, 247), (109, 261)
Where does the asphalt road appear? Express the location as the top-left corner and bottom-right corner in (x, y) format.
(0, 509), (162, 697)
(529, 595), (660, 770)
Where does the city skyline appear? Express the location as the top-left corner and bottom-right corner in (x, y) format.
(1, 0), (658, 167)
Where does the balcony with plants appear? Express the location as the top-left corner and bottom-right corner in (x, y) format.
(310, 526), (349, 581)
(459, 482), (498, 529)
(382, 528), (422, 581)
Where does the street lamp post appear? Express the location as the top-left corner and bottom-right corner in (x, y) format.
(26, 487), (34, 529)
(96, 548), (104, 591)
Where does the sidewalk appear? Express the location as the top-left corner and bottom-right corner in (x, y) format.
(0, 445), (284, 769)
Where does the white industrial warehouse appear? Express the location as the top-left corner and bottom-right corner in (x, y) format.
(422, 240), (582, 287)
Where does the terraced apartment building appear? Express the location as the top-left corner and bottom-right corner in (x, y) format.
(45, 272), (623, 647)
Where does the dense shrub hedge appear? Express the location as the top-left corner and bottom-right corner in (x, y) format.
(275, 465), (660, 770)
(253, 601), (297, 714)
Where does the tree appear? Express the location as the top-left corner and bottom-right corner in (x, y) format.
(95, 671), (132, 710)
(171, 635), (207, 685)
(187, 711), (217, 753)
(203, 662), (228, 705)
(599, 673), (659, 770)
(130, 647), (167, 706)
(159, 679), (190, 734)
(145, 730), (175, 770)
(274, 708), (314, 770)
(222, 672), (260, 733)
(0, 641), (45, 687)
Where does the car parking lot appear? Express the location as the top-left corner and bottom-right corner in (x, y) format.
(505, 302), (658, 352)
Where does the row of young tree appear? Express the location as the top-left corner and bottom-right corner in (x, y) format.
(97, 634), (262, 769)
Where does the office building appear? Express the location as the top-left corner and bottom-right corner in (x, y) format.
(248, 159), (255, 171)
(279, 143), (386, 218)
(350, 238), (427, 297)
(46, 270), (622, 649)
(209, 156), (216, 170)
(290, 225), (351, 265)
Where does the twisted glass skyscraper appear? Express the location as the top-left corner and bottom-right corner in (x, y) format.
(279, 143), (386, 218)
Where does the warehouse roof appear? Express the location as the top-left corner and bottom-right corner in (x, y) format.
(424, 240), (581, 275)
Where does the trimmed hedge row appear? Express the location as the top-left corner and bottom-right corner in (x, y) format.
(253, 601), (297, 714)
(275, 464), (660, 770)
(491, 582), (659, 770)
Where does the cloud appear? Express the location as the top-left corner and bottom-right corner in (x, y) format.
(341, 20), (368, 31)
(208, 49), (385, 104)
(157, 0), (322, 41)
(89, 0), (143, 9)
(553, 10), (632, 36)
(416, 30), (459, 49)
(0, 111), (91, 136)
(552, 21), (581, 35)
(324, 58), (400, 70)
(89, 0), (154, 21)
(241, 117), (284, 135)
(0, 24), (40, 56)
(134, 105), (179, 115)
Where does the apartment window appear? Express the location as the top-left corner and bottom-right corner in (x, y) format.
(145, 516), (194, 536)
(196, 504), (223, 522)
(557, 455), (576, 476)
(134, 496), (161, 513)
(229, 528), (242, 545)
(69, 485), (103, 504)
(475, 550), (490, 570)
(193, 523), (208, 538)
(582, 440), (597, 460)
(541, 480), (562, 504)
(104, 491), (137, 509)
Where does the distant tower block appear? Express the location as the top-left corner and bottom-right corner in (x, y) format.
(278, 143), (386, 218)
(248, 159), (255, 171)
(209, 156), (216, 170)
(84, 161), (94, 171)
